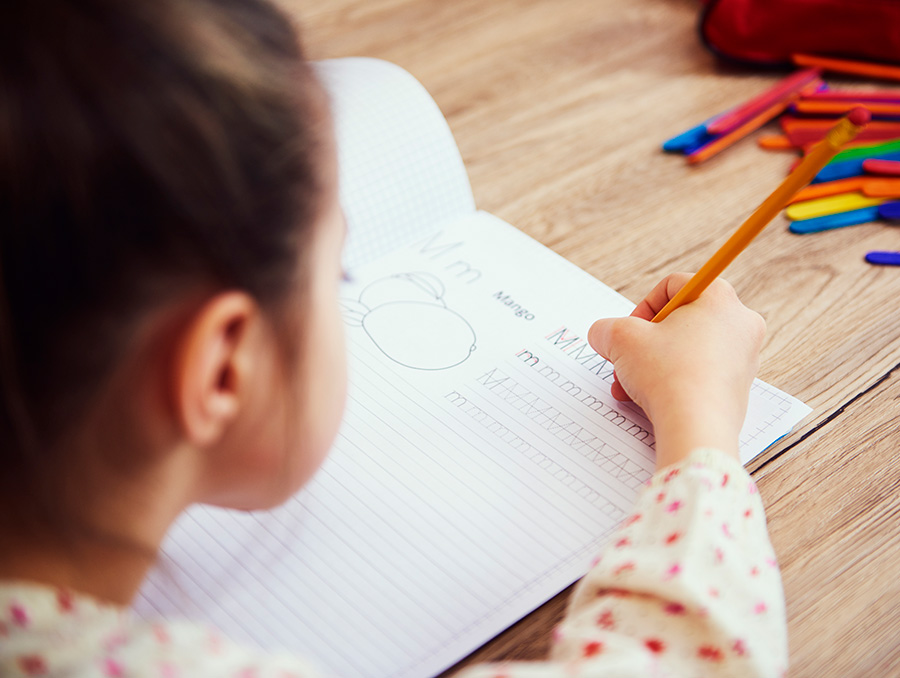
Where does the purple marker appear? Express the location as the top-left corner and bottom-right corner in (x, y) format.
(878, 201), (900, 220)
(865, 251), (900, 266)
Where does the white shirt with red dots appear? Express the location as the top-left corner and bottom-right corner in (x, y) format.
(0, 449), (787, 678)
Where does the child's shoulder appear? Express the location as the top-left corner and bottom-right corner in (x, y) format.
(0, 582), (320, 678)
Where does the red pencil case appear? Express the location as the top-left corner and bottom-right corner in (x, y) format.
(699, 0), (900, 67)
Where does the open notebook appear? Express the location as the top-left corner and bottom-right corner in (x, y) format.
(135, 58), (811, 678)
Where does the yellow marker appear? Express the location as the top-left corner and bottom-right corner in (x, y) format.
(785, 192), (885, 221)
(653, 108), (870, 323)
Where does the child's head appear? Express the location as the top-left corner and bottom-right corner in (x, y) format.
(0, 0), (347, 532)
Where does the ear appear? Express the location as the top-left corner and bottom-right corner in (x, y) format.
(171, 291), (263, 447)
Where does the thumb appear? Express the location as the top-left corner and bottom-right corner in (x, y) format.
(589, 318), (635, 403)
(587, 317), (619, 361)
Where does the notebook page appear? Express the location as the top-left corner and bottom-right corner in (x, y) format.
(135, 212), (810, 678)
(315, 58), (476, 270)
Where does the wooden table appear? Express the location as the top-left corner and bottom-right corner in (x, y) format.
(285, 1), (900, 674)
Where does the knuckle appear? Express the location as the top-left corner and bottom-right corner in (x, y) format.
(711, 277), (737, 299)
(669, 272), (694, 292)
(739, 307), (766, 344)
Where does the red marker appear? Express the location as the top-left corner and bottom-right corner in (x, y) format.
(783, 124), (900, 147)
(863, 158), (900, 176)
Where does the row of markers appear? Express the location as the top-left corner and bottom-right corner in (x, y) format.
(663, 53), (900, 266)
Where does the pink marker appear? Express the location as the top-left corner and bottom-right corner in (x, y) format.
(706, 69), (822, 136)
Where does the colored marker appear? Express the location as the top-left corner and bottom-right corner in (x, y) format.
(663, 75), (821, 154)
(862, 178), (900, 197)
(802, 90), (900, 103)
(705, 69), (822, 136)
(785, 192), (885, 221)
(804, 138), (898, 155)
(652, 108), (870, 322)
(789, 206), (881, 234)
(863, 158), (900, 176)
(878, 201), (900, 219)
(782, 120), (900, 147)
(793, 53), (900, 82)
(789, 177), (866, 203)
(663, 124), (716, 153)
(865, 251), (900, 265)
(687, 96), (802, 164)
(758, 134), (796, 151)
(814, 150), (900, 182)
(766, 137), (890, 154)
(830, 138), (900, 163)
(791, 176), (900, 202)
(794, 100), (900, 117)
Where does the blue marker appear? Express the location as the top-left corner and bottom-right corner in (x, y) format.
(865, 251), (900, 265)
(789, 206), (881, 234)
(662, 124), (716, 153)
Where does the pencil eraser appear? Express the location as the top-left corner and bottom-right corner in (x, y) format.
(848, 107), (871, 127)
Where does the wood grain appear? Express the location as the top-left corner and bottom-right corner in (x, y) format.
(764, 365), (900, 677)
(281, 0), (900, 674)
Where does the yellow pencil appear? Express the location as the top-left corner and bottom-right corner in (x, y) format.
(652, 108), (870, 323)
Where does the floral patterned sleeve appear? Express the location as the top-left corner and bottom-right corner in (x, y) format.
(461, 448), (788, 678)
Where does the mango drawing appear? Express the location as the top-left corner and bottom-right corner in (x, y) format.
(342, 272), (477, 370)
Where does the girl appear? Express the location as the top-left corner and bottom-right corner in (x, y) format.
(0, 0), (786, 676)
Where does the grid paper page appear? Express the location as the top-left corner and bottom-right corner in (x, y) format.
(135, 212), (810, 678)
(315, 58), (476, 270)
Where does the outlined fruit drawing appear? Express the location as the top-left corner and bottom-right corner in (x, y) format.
(342, 272), (477, 370)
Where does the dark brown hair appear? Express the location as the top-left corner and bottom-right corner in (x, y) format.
(0, 0), (326, 523)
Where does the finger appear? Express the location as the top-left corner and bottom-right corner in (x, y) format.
(611, 375), (632, 402)
(630, 272), (694, 321)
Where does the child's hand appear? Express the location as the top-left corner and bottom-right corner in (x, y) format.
(588, 274), (765, 470)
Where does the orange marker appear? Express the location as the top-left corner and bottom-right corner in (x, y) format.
(653, 108), (870, 323)
(862, 178), (900, 197)
(795, 100), (900, 117)
(789, 177), (900, 202)
(793, 53), (900, 82)
(686, 98), (794, 164)
(781, 117), (900, 133)
(788, 177), (866, 203)
(758, 134), (797, 151)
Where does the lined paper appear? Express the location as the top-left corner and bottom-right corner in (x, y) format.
(136, 213), (811, 678)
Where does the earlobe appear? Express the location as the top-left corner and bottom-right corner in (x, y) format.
(171, 292), (260, 448)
